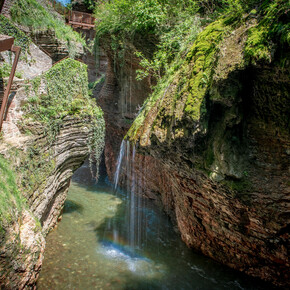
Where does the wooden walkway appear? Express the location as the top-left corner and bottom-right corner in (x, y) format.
(68, 10), (95, 29)
(0, 35), (21, 132)
(47, 0), (95, 29)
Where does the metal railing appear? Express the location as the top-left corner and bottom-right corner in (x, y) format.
(0, 35), (21, 132)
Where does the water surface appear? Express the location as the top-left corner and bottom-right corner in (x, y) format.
(38, 165), (272, 290)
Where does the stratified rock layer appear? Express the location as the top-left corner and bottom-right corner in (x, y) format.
(98, 41), (152, 180)
(0, 57), (104, 288)
(113, 16), (289, 287)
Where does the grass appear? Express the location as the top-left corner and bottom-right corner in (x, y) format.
(10, 0), (86, 58)
(0, 14), (31, 53)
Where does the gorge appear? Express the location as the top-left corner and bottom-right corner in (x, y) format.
(0, 0), (289, 289)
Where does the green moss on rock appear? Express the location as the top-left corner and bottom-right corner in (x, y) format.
(0, 155), (24, 235)
(244, 0), (290, 63)
(184, 19), (228, 119)
(1, 58), (105, 233)
(127, 18), (231, 143)
(23, 58), (105, 178)
(127, 0), (289, 147)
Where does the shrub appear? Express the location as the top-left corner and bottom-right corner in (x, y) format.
(10, 0), (86, 57)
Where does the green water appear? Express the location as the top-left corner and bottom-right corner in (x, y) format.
(38, 166), (272, 290)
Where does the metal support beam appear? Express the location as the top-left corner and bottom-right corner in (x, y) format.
(0, 45), (21, 131)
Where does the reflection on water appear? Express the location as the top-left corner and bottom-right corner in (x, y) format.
(38, 165), (272, 290)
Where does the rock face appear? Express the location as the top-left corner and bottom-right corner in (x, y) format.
(30, 30), (70, 63)
(0, 57), (105, 288)
(101, 14), (289, 288)
(98, 41), (152, 180)
(0, 0), (15, 17)
(1, 42), (52, 80)
(0, 117), (98, 288)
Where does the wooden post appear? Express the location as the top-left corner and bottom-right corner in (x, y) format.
(0, 45), (21, 131)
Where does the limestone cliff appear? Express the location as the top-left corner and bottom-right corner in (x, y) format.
(0, 58), (105, 288)
(99, 3), (289, 287)
(98, 38), (153, 180)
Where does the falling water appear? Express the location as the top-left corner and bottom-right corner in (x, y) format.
(112, 139), (144, 250)
(129, 145), (136, 248)
(113, 140), (125, 190)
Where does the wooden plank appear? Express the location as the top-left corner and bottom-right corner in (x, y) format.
(0, 35), (14, 52)
(68, 20), (95, 28)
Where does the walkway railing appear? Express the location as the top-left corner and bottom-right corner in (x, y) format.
(0, 35), (21, 132)
(68, 10), (95, 29)
(46, 0), (95, 29)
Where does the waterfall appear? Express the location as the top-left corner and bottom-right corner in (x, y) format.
(113, 140), (125, 190)
(113, 139), (143, 250)
(129, 145), (136, 248)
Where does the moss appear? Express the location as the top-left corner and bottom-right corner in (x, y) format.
(204, 147), (215, 168)
(244, 0), (290, 63)
(9, 146), (57, 199)
(184, 19), (228, 119)
(0, 62), (22, 79)
(222, 177), (252, 195)
(0, 155), (25, 235)
(0, 56), (106, 233)
(126, 18), (230, 142)
(24, 58), (103, 126)
(22, 58), (105, 179)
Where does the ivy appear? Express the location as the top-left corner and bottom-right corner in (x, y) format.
(0, 62), (23, 79)
(23, 58), (105, 178)
(0, 15), (31, 53)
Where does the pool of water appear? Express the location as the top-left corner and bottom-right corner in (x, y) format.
(38, 165), (272, 290)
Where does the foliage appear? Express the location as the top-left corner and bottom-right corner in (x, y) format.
(24, 58), (103, 129)
(0, 155), (24, 235)
(94, 0), (259, 40)
(0, 58), (105, 236)
(10, 0), (86, 58)
(72, 0), (96, 11)
(184, 19), (228, 118)
(95, 0), (167, 38)
(127, 17), (230, 142)
(126, 0), (290, 142)
(0, 62), (23, 79)
(0, 15), (31, 53)
(94, 0), (201, 65)
(23, 58), (105, 179)
(244, 0), (290, 63)
(135, 15), (202, 82)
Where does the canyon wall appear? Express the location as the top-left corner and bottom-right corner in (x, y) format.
(101, 13), (289, 288)
(0, 58), (105, 288)
(98, 40), (153, 180)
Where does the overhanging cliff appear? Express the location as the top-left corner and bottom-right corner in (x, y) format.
(0, 58), (105, 288)
(119, 3), (289, 287)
